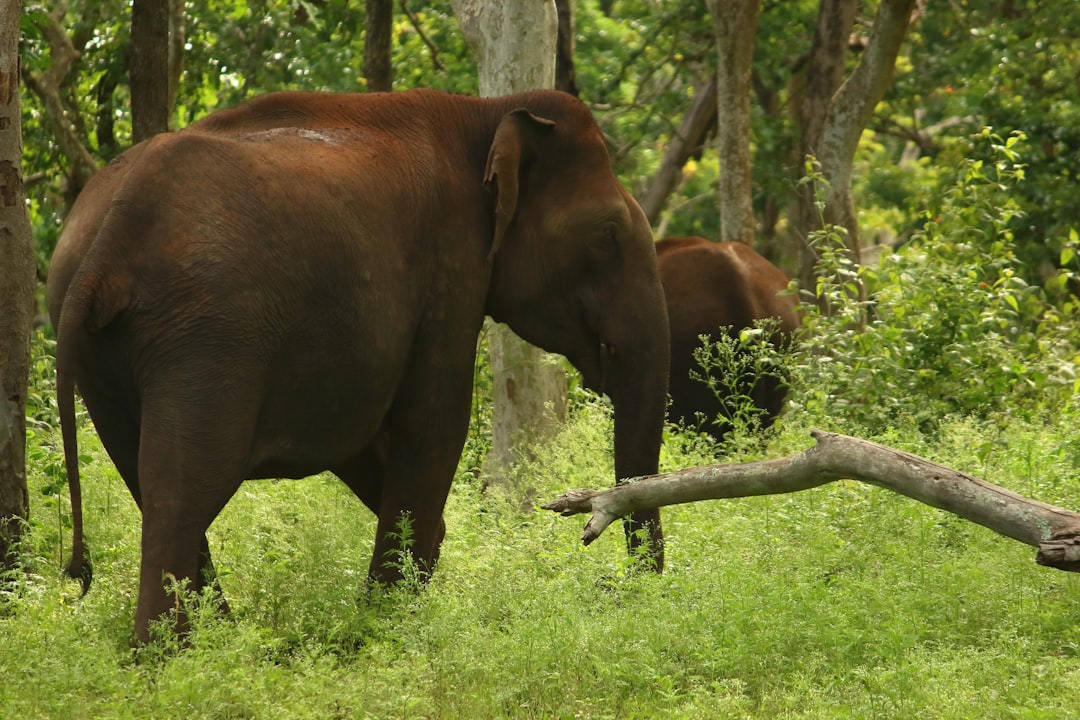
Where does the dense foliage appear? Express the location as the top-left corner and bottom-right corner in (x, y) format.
(794, 130), (1080, 435)
(25, 1), (1080, 285)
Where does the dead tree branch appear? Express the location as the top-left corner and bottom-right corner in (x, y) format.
(543, 429), (1080, 573)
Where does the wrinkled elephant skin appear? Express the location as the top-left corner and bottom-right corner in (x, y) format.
(656, 236), (799, 440)
(49, 89), (670, 643)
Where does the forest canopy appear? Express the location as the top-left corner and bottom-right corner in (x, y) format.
(23, 0), (1080, 282)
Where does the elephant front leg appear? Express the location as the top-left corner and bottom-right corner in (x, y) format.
(368, 511), (447, 585)
(363, 354), (475, 586)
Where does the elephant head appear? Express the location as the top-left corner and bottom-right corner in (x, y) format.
(482, 101), (671, 564)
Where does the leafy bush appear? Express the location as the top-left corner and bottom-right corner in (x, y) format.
(792, 130), (1080, 434)
(685, 318), (794, 445)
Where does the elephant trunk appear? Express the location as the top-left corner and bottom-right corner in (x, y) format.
(605, 282), (670, 570)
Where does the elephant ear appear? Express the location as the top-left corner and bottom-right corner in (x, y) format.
(483, 109), (556, 260)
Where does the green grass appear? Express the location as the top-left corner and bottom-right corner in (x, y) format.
(4, 399), (1080, 719)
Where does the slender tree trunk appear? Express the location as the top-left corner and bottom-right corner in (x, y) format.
(364, 0), (393, 91)
(451, 0), (567, 490)
(793, 0), (916, 293)
(554, 0), (578, 96)
(708, 0), (760, 245)
(130, 0), (170, 142)
(792, 0), (857, 292)
(167, 0), (185, 120)
(817, 0), (917, 262)
(0, 0), (36, 568)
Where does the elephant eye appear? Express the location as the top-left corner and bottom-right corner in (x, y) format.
(589, 222), (619, 259)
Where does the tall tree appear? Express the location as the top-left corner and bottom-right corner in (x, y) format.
(0, 0), (36, 568)
(130, 0), (170, 142)
(554, 0), (578, 96)
(708, 0), (760, 245)
(793, 0), (918, 289)
(364, 0), (393, 91)
(451, 0), (566, 488)
(167, 0), (185, 116)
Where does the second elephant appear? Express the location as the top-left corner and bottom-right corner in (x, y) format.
(656, 236), (800, 440)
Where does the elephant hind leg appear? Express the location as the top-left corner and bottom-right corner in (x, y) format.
(132, 416), (250, 644)
(332, 436), (447, 585)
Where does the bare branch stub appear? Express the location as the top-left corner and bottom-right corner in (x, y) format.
(1036, 532), (1080, 572)
(543, 488), (601, 516)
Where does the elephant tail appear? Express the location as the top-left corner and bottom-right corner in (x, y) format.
(55, 277), (99, 596)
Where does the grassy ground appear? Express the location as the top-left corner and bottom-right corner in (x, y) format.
(4, 399), (1080, 719)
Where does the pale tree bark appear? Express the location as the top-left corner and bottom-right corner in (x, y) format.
(131, 0), (170, 142)
(364, 0), (393, 91)
(815, 0), (917, 259)
(544, 430), (1080, 574)
(451, 0), (567, 489)
(453, 0), (557, 96)
(0, 0), (36, 568)
(638, 74), (717, 228)
(794, 0), (917, 291)
(707, 0), (760, 245)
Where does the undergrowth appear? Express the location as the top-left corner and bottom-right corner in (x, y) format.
(4, 392), (1080, 718)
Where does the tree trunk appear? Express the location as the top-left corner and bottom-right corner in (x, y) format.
(554, 0), (578, 96)
(637, 74), (717, 228)
(816, 0), (917, 263)
(792, 0), (858, 292)
(0, 0), (35, 568)
(793, 0), (917, 291)
(130, 0), (171, 142)
(167, 0), (186, 118)
(708, 0), (760, 245)
(451, 0), (567, 489)
(453, 0), (558, 96)
(364, 0), (393, 91)
(543, 430), (1080, 573)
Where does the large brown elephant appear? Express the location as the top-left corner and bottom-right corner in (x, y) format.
(48, 88), (670, 644)
(656, 236), (800, 440)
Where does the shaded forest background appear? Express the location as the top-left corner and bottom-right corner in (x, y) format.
(22, 0), (1080, 286)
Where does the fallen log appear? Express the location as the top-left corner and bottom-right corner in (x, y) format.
(542, 429), (1080, 573)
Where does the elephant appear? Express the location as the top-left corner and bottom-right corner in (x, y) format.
(48, 88), (671, 644)
(655, 236), (800, 440)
